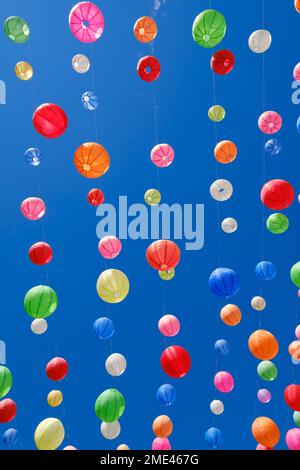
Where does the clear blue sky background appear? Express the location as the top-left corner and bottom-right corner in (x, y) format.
(0, 0), (300, 451)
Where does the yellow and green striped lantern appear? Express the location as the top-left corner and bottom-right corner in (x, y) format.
(4, 16), (30, 44)
(34, 418), (65, 450)
(159, 269), (175, 281)
(95, 388), (125, 422)
(0, 366), (13, 399)
(96, 269), (129, 304)
(24, 285), (58, 319)
(144, 189), (161, 206)
(208, 105), (225, 122)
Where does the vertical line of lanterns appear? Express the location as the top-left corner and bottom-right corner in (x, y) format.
(248, 3), (283, 451)
(192, 6), (239, 450)
(5, 3), (72, 450)
(67, 1), (129, 447)
(134, 5), (190, 450)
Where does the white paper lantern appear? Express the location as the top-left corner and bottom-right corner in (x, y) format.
(248, 30), (272, 53)
(31, 318), (48, 335)
(105, 353), (127, 377)
(210, 179), (233, 202)
(72, 54), (90, 73)
(251, 296), (266, 311)
(101, 421), (121, 440)
(221, 218), (238, 233)
(210, 400), (224, 415)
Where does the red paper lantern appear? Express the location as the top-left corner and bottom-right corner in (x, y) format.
(146, 240), (181, 271)
(87, 189), (104, 207)
(261, 179), (295, 210)
(284, 384), (300, 411)
(137, 56), (161, 82)
(29, 242), (53, 265)
(160, 345), (191, 378)
(0, 399), (17, 423)
(33, 103), (68, 139)
(211, 50), (235, 75)
(46, 357), (68, 381)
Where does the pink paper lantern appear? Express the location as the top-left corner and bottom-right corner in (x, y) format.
(214, 371), (235, 393)
(158, 315), (180, 337)
(294, 63), (300, 81)
(257, 388), (272, 404)
(20, 197), (46, 221)
(63, 446), (77, 450)
(98, 236), (122, 259)
(286, 428), (300, 450)
(152, 437), (171, 450)
(258, 111), (282, 135)
(151, 144), (174, 168)
(295, 325), (300, 340)
(69, 2), (105, 43)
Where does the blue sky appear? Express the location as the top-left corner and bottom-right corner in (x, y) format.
(0, 0), (300, 450)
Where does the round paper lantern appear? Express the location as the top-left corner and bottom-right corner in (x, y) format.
(159, 269), (175, 281)
(288, 341), (300, 360)
(220, 304), (242, 326)
(117, 444), (130, 450)
(255, 261), (277, 281)
(146, 240), (181, 271)
(257, 361), (277, 381)
(156, 384), (176, 406)
(158, 315), (180, 337)
(252, 417), (280, 447)
(47, 390), (63, 408)
(69, 1), (104, 43)
(74, 142), (110, 178)
(265, 139), (281, 156)
(4, 16), (30, 43)
(205, 427), (223, 449)
(215, 339), (229, 355)
(214, 140), (237, 164)
(210, 179), (233, 201)
(251, 296), (266, 311)
(248, 30), (272, 53)
(144, 189), (161, 206)
(248, 330), (279, 360)
(294, 63), (300, 81)
(134, 16), (157, 43)
(24, 285), (58, 319)
(34, 418), (65, 450)
(210, 400), (224, 415)
(209, 268), (240, 298)
(293, 411), (300, 427)
(290, 262), (300, 288)
(98, 236), (122, 260)
(72, 54), (90, 73)
(208, 105), (225, 122)
(87, 188), (104, 206)
(105, 353), (127, 377)
(160, 346), (191, 378)
(286, 428), (300, 450)
(0, 367), (13, 399)
(101, 421), (121, 440)
(257, 389), (272, 404)
(137, 56), (160, 82)
(261, 179), (294, 210)
(25, 147), (42, 166)
(96, 269), (129, 304)
(3, 428), (18, 447)
(31, 318), (48, 335)
(152, 437), (171, 450)
(258, 111), (282, 135)
(296, 0), (300, 13)
(0, 399), (17, 423)
(33, 103), (68, 139)
(296, 325), (300, 340)
(15, 61), (33, 80)
(221, 217), (238, 233)
(152, 415), (173, 438)
(21, 197), (46, 221)
(192, 10), (226, 48)
(46, 357), (68, 382)
(214, 371), (234, 393)
(266, 213), (289, 234)
(95, 388), (125, 422)
(93, 317), (115, 340)
(211, 50), (235, 75)
(151, 144), (174, 168)
(284, 385), (300, 412)
(256, 444), (273, 450)
(81, 91), (98, 111)
(29, 242), (53, 265)
(63, 446), (77, 450)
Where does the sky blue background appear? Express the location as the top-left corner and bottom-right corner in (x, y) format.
(0, 0), (300, 451)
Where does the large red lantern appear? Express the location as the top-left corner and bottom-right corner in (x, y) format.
(0, 399), (17, 423)
(160, 345), (191, 378)
(29, 242), (53, 265)
(33, 103), (68, 139)
(146, 240), (181, 271)
(137, 56), (161, 82)
(211, 50), (235, 75)
(284, 384), (300, 411)
(261, 179), (295, 210)
(46, 357), (69, 381)
(87, 188), (104, 207)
